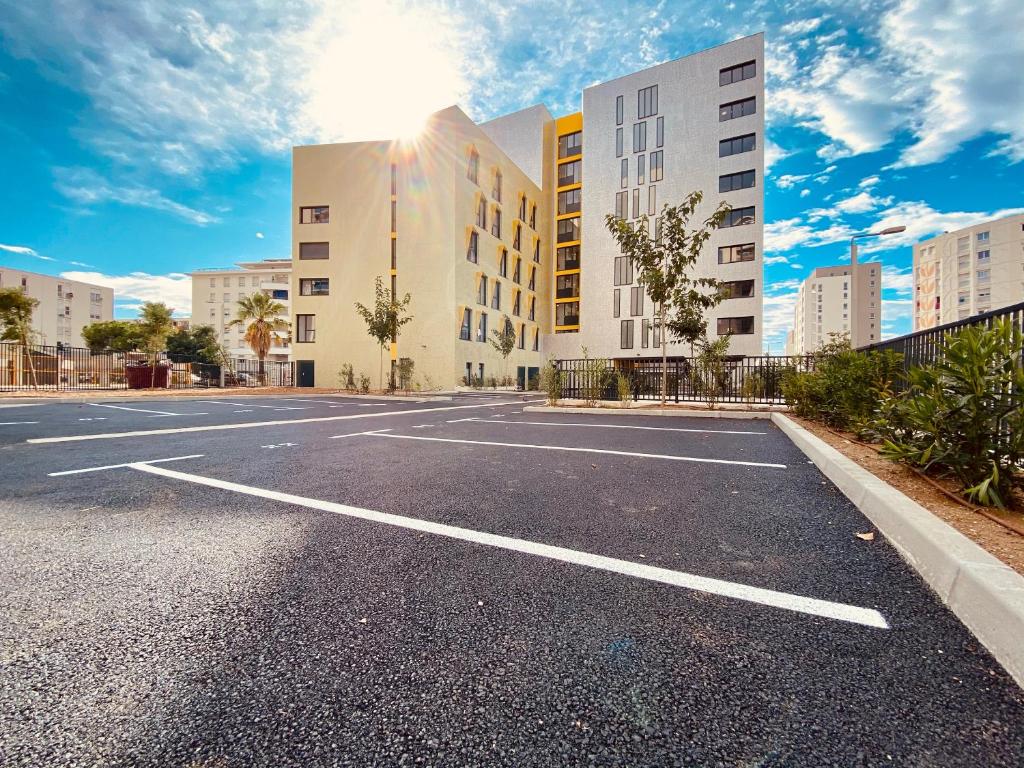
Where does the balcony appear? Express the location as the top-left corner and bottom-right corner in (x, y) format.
(556, 286), (579, 299)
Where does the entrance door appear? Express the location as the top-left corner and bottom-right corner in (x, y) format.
(527, 366), (539, 390)
(516, 366), (526, 391)
(297, 360), (315, 388)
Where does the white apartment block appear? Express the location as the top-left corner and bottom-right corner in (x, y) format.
(785, 263), (881, 355)
(189, 259), (291, 360)
(0, 267), (113, 347)
(914, 213), (1024, 330)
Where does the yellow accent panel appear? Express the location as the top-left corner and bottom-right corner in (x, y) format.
(391, 232), (397, 239)
(556, 239), (581, 248)
(554, 268), (582, 277)
(556, 211), (581, 221)
(556, 182), (582, 192)
(554, 324), (581, 331)
(554, 296), (580, 304)
(390, 342), (397, 361)
(555, 112), (583, 134)
(389, 268), (397, 276)
(390, 194), (396, 202)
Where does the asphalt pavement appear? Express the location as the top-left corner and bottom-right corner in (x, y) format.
(1, 393), (1022, 766)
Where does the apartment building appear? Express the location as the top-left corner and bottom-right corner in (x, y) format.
(291, 34), (764, 388)
(785, 263), (882, 355)
(189, 259), (291, 360)
(0, 267), (112, 347)
(913, 213), (1024, 330)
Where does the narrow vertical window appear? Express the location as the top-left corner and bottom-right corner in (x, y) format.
(532, 328), (539, 351)
(620, 158), (628, 189)
(632, 188), (639, 218)
(467, 148), (479, 183)
(620, 319), (634, 349)
(648, 185), (656, 216)
(390, 163), (397, 195)
(637, 154), (645, 185)
(613, 289), (621, 318)
(391, 200), (397, 232)
(615, 128), (623, 158)
(656, 117), (664, 147)
(467, 230), (479, 263)
(616, 95), (624, 125)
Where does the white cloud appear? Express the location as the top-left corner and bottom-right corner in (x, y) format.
(765, 217), (855, 252)
(780, 18), (824, 36)
(763, 138), (790, 175)
(761, 290), (800, 354)
(255, 232), (264, 239)
(775, 173), (810, 189)
(858, 175), (880, 189)
(763, 255), (791, 265)
(858, 201), (1024, 254)
(799, 189), (810, 198)
(0, 243), (56, 261)
(60, 270), (192, 316)
(881, 264), (914, 296)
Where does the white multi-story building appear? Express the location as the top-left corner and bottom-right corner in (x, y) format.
(0, 267), (113, 347)
(189, 259), (291, 360)
(913, 213), (1024, 330)
(785, 263), (882, 354)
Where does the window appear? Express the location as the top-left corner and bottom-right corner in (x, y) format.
(557, 217), (580, 243)
(391, 200), (397, 232)
(238, 277), (246, 287)
(641, 319), (650, 348)
(299, 206), (329, 224)
(513, 290), (521, 316)
(649, 151), (663, 182)
(513, 223), (522, 250)
(632, 121), (647, 152)
(977, 250), (990, 261)
(977, 269), (991, 281)
(648, 185), (657, 216)
(656, 116), (664, 147)
(459, 308), (472, 340)
(209, 292), (215, 303)
(620, 319), (634, 349)
(492, 207), (502, 239)
(615, 191), (628, 220)
(391, 238), (397, 269)
(720, 60), (756, 86)
(209, 278), (216, 287)
(511, 256), (521, 284)
(720, 279), (755, 299)
(719, 97), (756, 121)
(616, 94), (624, 125)
(555, 301), (579, 326)
(518, 323), (526, 349)
(557, 245), (580, 271)
(529, 295), (536, 321)
(467, 147), (479, 182)
(492, 169), (502, 202)
(558, 188), (581, 214)
(615, 128), (623, 157)
(532, 328), (539, 351)
(491, 280), (501, 310)
(977, 231), (990, 242)
(272, 289), (289, 300)
(637, 154), (646, 185)
(630, 286), (644, 316)
(296, 314), (316, 342)
(613, 288), (621, 318)
(559, 160), (582, 186)
(533, 238), (541, 263)
(721, 207), (756, 227)
(529, 203), (536, 230)
(556, 273), (579, 299)
(299, 242), (329, 260)
(620, 158), (628, 189)
(719, 169), (756, 192)
(717, 316), (755, 335)
(467, 230), (479, 263)
(719, 243), (755, 263)
(719, 133), (756, 157)
(391, 164), (397, 195)
(477, 312), (488, 342)
(519, 195), (527, 221)
(528, 265), (536, 291)
(476, 197), (487, 228)
(638, 85), (658, 119)
(632, 188), (640, 218)
(558, 131), (582, 159)
(614, 256), (633, 285)
(478, 275), (488, 305)
(499, 248), (508, 276)
(299, 278), (329, 296)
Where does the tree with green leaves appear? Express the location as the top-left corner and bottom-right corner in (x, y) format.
(354, 276), (413, 391)
(229, 292), (289, 384)
(82, 320), (145, 353)
(489, 316), (516, 382)
(0, 287), (41, 389)
(166, 324), (221, 365)
(605, 191), (730, 405)
(138, 301), (175, 388)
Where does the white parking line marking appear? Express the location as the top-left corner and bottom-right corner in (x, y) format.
(0, 403), (41, 408)
(328, 429), (392, 440)
(78, 417), (107, 421)
(261, 442), (297, 449)
(0, 421), (39, 425)
(146, 412), (210, 418)
(233, 409), (255, 413)
(367, 433), (786, 469)
(272, 407), (309, 411)
(466, 418), (767, 436)
(48, 454), (205, 476)
(278, 398), (350, 405)
(120, 462), (886, 629)
(87, 402), (183, 416)
(27, 400), (528, 444)
(195, 400), (283, 409)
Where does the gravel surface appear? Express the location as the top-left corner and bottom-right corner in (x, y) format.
(1, 396), (1022, 766)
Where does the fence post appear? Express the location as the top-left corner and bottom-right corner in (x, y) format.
(219, 366), (225, 389)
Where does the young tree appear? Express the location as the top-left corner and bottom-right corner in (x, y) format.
(605, 191), (730, 405)
(166, 325), (221, 364)
(489, 316), (516, 382)
(81, 320), (145, 353)
(229, 293), (289, 384)
(137, 302), (175, 389)
(354, 276), (413, 391)
(0, 287), (41, 389)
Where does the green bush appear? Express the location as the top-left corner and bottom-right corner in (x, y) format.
(878, 319), (1024, 508)
(539, 359), (562, 405)
(615, 371), (632, 407)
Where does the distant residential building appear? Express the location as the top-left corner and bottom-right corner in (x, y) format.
(0, 267), (113, 347)
(913, 213), (1024, 330)
(785, 263), (881, 355)
(189, 259), (291, 360)
(171, 317), (191, 332)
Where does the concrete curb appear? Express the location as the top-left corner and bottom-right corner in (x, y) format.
(524, 405), (774, 420)
(0, 392), (453, 405)
(771, 412), (1024, 689)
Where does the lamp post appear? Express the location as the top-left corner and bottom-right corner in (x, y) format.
(848, 225), (906, 348)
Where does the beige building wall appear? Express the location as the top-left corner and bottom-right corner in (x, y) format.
(291, 106), (551, 389)
(189, 259), (291, 360)
(786, 263), (881, 354)
(913, 213), (1024, 330)
(0, 267), (112, 347)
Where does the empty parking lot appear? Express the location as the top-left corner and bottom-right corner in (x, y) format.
(2, 393), (1023, 766)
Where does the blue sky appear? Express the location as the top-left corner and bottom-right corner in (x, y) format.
(0, 0), (1022, 352)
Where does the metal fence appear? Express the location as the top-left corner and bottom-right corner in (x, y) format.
(556, 354), (816, 404)
(0, 343), (294, 392)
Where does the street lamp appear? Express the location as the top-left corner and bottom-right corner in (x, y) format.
(848, 225), (906, 347)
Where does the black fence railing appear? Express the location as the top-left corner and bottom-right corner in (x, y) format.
(0, 343), (294, 392)
(556, 355), (816, 404)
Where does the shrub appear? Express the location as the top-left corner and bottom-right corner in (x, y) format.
(879, 319), (1024, 508)
(338, 362), (356, 391)
(615, 371), (633, 407)
(693, 336), (732, 409)
(578, 346), (613, 406)
(539, 359), (562, 405)
(358, 373), (371, 394)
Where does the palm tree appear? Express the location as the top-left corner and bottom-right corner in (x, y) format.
(229, 292), (289, 384)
